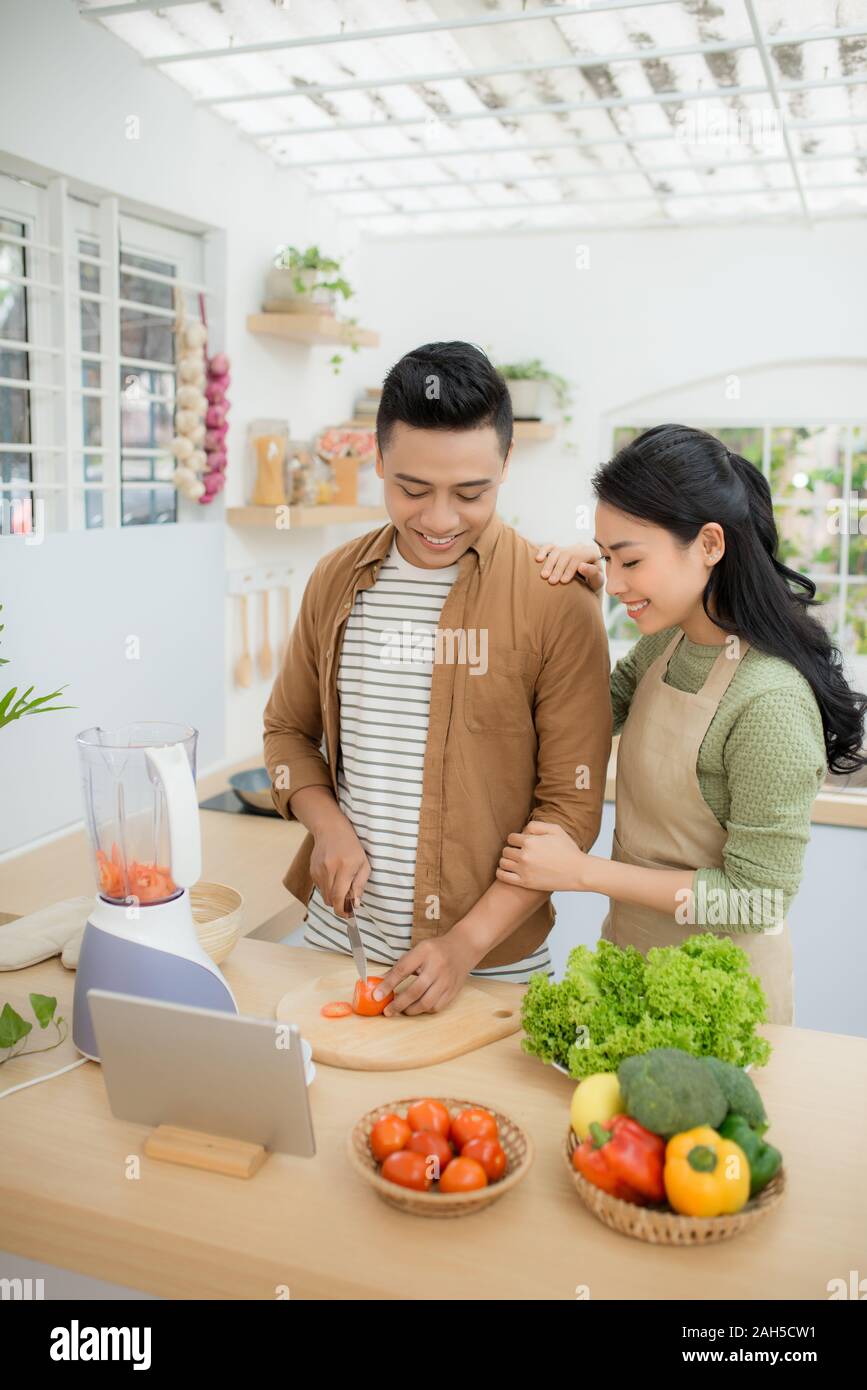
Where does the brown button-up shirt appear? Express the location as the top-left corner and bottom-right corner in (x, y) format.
(263, 511), (612, 968)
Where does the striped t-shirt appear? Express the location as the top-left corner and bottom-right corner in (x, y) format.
(302, 538), (554, 983)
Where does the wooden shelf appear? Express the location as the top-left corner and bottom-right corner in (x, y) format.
(513, 420), (557, 442)
(247, 313), (379, 347)
(227, 505), (387, 529)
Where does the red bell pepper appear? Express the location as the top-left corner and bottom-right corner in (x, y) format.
(572, 1114), (666, 1204)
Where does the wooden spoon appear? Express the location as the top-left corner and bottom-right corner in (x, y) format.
(259, 590), (273, 679)
(235, 594), (253, 688)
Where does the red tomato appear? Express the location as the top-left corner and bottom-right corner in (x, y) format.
(407, 1099), (451, 1137)
(406, 1130), (453, 1180)
(320, 1001), (352, 1019)
(461, 1137), (507, 1182)
(381, 1150), (432, 1192)
(439, 1156), (488, 1193)
(450, 1107), (498, 1151)
(369, 1114), (411, 1163)
(352, 976), (394, 1017)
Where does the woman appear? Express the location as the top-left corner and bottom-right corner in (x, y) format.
(496, 424), (867, 1024)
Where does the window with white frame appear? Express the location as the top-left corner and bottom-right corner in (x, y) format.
(605, 422), (867, 676)
(0, 171), (210, 534)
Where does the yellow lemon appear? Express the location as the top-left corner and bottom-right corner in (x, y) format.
(570, 1072), (623, 1141)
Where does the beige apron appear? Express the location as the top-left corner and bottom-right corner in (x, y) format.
(601, 630), (794, 1025)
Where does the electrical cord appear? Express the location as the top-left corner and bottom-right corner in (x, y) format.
(0, 1054), (91, 1099)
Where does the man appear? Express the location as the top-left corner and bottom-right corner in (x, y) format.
(263, 341), (611, 1015)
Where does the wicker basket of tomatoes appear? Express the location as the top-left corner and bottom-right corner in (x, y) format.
(349, 1097), (533, 1217)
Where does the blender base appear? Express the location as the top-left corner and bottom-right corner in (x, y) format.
(73, 902), (238, 1061)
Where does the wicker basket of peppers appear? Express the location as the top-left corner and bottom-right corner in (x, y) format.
(564, 1049), (785, 1246)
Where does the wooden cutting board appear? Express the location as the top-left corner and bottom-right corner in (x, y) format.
(275, 962), (522, 1071)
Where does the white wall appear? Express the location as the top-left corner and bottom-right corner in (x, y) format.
(350, 219), (867, 546)
(0, 0), (373, 841)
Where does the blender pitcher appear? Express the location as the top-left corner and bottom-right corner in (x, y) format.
(73, 722), (237, 1061)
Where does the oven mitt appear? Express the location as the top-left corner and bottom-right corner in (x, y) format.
(0, 898), (90, 971)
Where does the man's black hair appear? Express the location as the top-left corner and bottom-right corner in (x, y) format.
(376, 341), (513, 458)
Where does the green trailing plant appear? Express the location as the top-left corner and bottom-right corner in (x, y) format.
(0, 604), (73, 728)
(497, 357), (572, 413)
(272, 244), (354, 302)
(0, 993), (68, 1065)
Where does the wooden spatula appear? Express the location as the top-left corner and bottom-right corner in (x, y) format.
(259, 590), (273, 679)
(235, 594), (253, 688)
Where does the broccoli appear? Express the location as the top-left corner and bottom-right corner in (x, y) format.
(701, 1056), (768, 1133)
(618, 1047), (728, 1138)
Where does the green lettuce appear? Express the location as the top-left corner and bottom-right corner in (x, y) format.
(521, 934), (771, 1078)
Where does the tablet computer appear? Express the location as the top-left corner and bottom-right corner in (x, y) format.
(88, 988), (315, 1157)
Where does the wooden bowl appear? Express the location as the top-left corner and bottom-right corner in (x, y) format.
(564, 1128), (785, 1245)
(349, 1098), (534, 1218)
(191, 882), (243, 964)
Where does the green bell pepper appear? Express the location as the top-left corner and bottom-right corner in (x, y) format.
(718, 1113), (782, 1197)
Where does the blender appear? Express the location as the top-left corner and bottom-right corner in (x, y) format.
(73, 722), (237, 1061)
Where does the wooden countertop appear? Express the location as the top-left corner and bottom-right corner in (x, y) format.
(1, 939), (865, 1300)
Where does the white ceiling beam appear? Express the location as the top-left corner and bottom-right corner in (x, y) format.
(80, 0), (205, 16)
(742, 0), (810, 223)
(317, 151), (861, 198)
(257, 74), (867, 141)
(199, 26), (867, 107)
(347, 182), (867, 221)
(280, 114), (867, 170)
(143, 0), (673, 66)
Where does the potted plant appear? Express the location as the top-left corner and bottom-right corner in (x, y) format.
(497, 358), (572, 420)
(265, 245), (354, 316)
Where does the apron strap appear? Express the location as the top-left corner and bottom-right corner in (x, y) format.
(700, 636), (751, 703)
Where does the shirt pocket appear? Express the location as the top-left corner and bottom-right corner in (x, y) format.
(463, 647), (539, 735)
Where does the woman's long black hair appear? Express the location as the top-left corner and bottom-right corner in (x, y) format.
(593, 424), (867, 774)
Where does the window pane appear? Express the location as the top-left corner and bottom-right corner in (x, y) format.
(0, 450), (32, 485)
(811, 582), (842, 638)
(769, 426), (843, 502)
(122, 485), (176, 525)
(611, 426), (640, 452)
(83, 490), (105, 530)
(119, 251), (175, 363)
(0, 219), (32, 486)
(774, 504), (840, 575)
(607, 604), (639, 643)
(79, 237), (101, 354)
(121, 367), (174, 448)
(714, 427), (763, 468)
(845, 585), (867, 657)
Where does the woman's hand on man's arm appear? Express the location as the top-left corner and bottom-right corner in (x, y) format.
(535, 542), (605, 591)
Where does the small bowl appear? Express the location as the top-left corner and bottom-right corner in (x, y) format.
(191, 881), (244, 964)
(564, 1128), (785, 1245)
(228, 767), (280, 816)
(349, 1097), (534, 1218)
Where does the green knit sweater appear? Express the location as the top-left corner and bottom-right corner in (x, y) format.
(610, 628), (827, 929)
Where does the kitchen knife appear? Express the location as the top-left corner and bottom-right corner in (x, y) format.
(344, 898), (368, 983)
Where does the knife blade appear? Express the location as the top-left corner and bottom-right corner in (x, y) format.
(344, 898), (368, 983)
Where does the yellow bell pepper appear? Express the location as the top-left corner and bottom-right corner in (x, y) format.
(664, 1126), (750, 1217)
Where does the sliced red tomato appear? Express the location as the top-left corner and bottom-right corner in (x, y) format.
(352, 975), (394, 1017)
(320, 1001), (353, 1019)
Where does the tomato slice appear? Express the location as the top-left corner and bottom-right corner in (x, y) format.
(320, 1000), (353, 1019)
